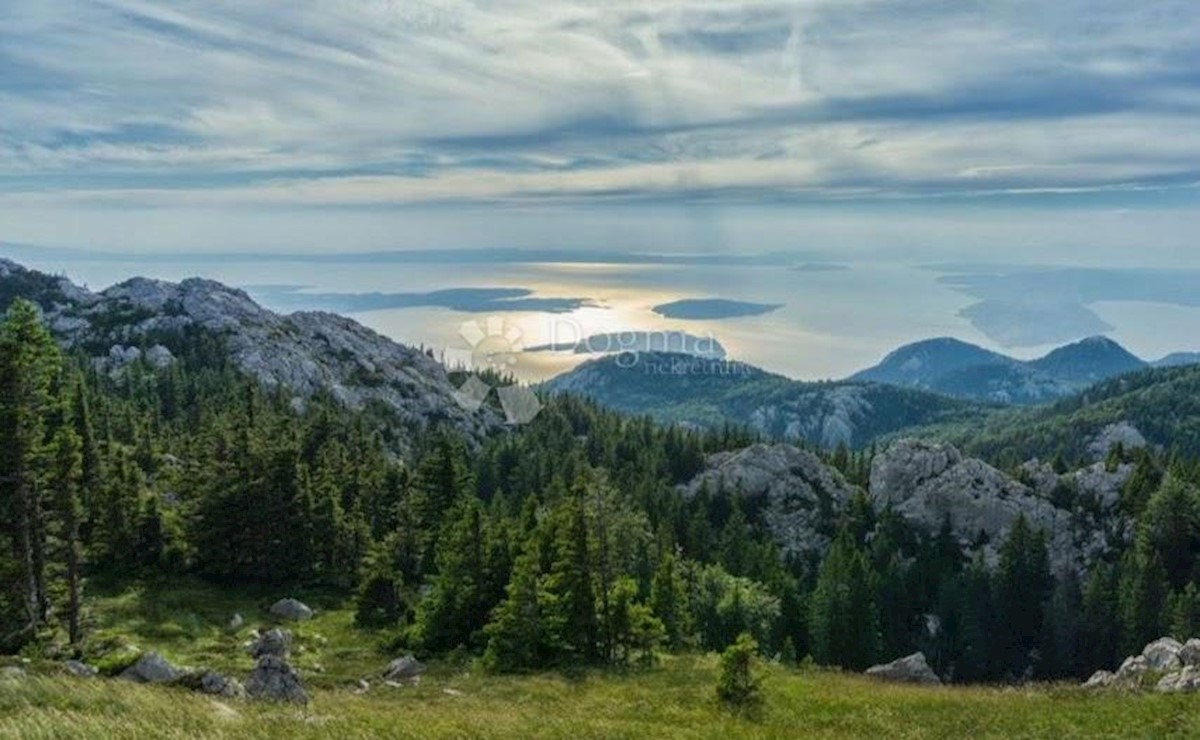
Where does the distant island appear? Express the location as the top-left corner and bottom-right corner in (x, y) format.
(652, 298), (783, 320)
(792, 262), (850, 273)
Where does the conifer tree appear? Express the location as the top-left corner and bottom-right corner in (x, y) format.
(0, 299), (62, 644)
(808, 527), (880, 670)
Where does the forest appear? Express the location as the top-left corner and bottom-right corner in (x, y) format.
(3, 295), (1200, 684)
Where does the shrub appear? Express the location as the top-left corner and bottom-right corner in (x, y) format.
(716, 632), (762, 710)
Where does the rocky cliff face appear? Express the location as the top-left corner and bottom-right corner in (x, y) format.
(871, 439), (1131, 572)
(0, 258), (498, 454)
(679, 443), (857, 558)
(677, 436), (1132, 573)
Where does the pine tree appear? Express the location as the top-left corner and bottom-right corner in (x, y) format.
(993, 515), (1051, 679)
(542, 495), (598, 660)
(47, 426), (84, 646)
(0, 299), (62, 646)
(414, 498), (490, 652)
(483, 541), (548, 672)
(808, 527), (880, 670)
(650, 549), (687, 650)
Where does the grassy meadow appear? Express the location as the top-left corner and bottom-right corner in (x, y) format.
(1, 577), (1198, 739)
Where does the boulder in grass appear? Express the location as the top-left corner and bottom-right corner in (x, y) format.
(1157, 666), (1200, 693)
(246, 655), (308, 704)
(199, 671), (247, 699)
(120, 652), (181, 684)
(383, 655), (425, 684)
(865, 652), (941, 685)
(247, 628), (293, 659)
(269, 598), (313, 622)
(1083, 670), (1116, 689)
(63, 660), (98, 678)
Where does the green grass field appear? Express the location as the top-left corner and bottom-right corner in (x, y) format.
(2, 578), (1198, 739)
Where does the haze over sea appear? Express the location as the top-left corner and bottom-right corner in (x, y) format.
(11, 250), (1200, 383)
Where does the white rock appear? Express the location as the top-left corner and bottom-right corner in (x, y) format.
(865, 652), (941, 685)
(1142, 637), (1183, 672)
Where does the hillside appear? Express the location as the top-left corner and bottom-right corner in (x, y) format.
(851, 335), (1167, 404)
(918, 363), (1200, 462)
(0, 257), (497, 454)
(543, 352), (981, 448)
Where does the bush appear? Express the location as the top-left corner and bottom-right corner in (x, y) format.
(716, 632), (762, 710)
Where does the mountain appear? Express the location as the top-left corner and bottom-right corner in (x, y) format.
(0, 257), (497, 454)
(851, 335), (1162, 404)
(1154, 351), (1200, 368)
(543, 351), (980, 448)
(1026, 335), (1146, 384)
(851, 337), (1016, 387)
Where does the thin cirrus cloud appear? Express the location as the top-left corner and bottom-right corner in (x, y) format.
(0, 0), (1198, 214)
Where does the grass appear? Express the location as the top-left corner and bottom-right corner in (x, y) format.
(2, 577), (1199, 738)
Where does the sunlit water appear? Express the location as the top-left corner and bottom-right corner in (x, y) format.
(19, 256), (1200, 382)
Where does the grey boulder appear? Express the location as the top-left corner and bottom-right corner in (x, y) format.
(248, 628), (293, 658)
(120, 652), (182, 684)
(383, 655), (425, 684)
(1157, 666), (1200, 693)
(246, 655), (308, 704)
(1142, 637), (1183, 672)
(269, 598), (313, 622)
(865, 652), (941, 685)
(63, 660), (98, 678)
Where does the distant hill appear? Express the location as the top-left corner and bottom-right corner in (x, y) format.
(850, 335), (1182, 404)
(917, 363), (1200, 462)
(543, 352), (980, 449)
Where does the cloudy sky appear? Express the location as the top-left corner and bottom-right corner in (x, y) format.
(2, 0), (1199, 263)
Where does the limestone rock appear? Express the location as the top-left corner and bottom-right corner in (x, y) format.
(63, 660), (98, 678)
(679, 444), (857, 557)
(865, 652), (941, 685)
(228, 613), (244, 631)
(1083, 670), (1116, 689)
(383, 655), (425, 684)
(1142, 637), (1183, 672)
(1157, 666), (1200, 693)
(248, 628), (293, 658)
(269, 598), (313, 622)
(870, 439), (1079, 571)
(1179, 638), (1200, 667)
(245, 656), (307, 704)
(120, 652), (182, 684)
(1087, 422), (1147, 462)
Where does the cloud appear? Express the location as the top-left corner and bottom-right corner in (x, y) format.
(1, 0), (1198, 215)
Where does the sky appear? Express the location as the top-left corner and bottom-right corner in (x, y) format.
(2, 1), (1200, 264)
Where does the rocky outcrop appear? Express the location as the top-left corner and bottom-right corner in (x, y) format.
(119, 652), (182, 684)
(0, 259), (499, 457)
(1142, 637), (1183, 671)
(383, 655), (425, 684)
(269, 598), (313, 622)
(871, 440), (1071, 568)
(1084, 637), (1200, 692)
(1087, 422), (1147, 462)
(680, 444), (857, 557)
(865, 652), (941, 685)
(246, 655), (308, 704)
(870, 439), (1127, 572)
(1158, 666), (1200, 693)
